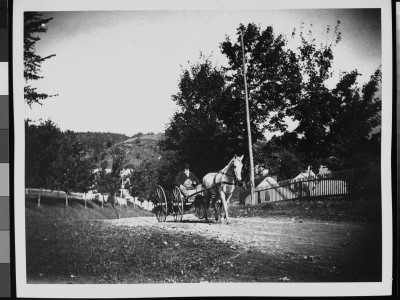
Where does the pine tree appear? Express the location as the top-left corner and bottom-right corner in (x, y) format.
(24, 12), (57, 107)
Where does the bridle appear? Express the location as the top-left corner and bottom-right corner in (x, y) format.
(218, 161), (241, 186)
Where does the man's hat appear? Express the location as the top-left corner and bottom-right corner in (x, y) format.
(184, 163), (190, 169)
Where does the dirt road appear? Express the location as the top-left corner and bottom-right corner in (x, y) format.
(106, 213), (381, 282)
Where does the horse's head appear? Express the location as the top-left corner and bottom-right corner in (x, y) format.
(232, 155), (244, 182)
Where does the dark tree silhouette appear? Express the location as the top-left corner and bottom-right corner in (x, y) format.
(24, 12), (57, 107)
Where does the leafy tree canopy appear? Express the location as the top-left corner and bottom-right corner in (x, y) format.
(25, 120), (95, 192)
(163, 21), (381, 182)
(161, 54), (236, 177)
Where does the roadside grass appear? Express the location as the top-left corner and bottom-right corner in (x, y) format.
(228, 197), (382, 224)
(25, 195), (382, 283)
(25, 195), (153, 221)
(27, 214), (377, 283)
(26, 219), (245, 283)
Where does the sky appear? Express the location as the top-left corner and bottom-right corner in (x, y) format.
(25, 8), (382, 137)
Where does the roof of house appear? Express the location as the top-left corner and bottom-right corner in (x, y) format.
(256, 176), (279, 190)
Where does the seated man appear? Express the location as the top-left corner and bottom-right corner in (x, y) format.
(175, 163), (202, 200)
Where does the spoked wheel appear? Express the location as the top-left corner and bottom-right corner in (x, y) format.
(172, 187), (184, 222)
(154, 186), (167, 222)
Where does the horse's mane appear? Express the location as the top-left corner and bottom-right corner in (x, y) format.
(220, 157), (237, 175)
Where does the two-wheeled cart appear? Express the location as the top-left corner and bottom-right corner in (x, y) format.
(151, 185), (224, 222)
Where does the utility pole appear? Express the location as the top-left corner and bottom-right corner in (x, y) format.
(240, 31), (255, 205)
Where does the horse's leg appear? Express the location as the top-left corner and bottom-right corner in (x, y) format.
(203, 190), (210, 222)
(219, 191), (227, 223)
(220, 192), (233, 224)
(213, 195), (220, 221)
(213, 188), (221, 222)
(224, 193), (233, 223)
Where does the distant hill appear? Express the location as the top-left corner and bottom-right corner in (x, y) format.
(76, 131), (130, 154)
(107, 132), (166, 168)
(76, 131), (167, 168)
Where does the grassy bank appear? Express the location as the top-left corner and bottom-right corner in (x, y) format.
(228, 197), (382, 224)
(25, 195), (153, 221)
(25, 196), (382, 283)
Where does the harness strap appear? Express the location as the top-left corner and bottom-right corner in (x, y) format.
(219, 171), (235, 177)
(218, 169), (237, 184)
(220, 181), (235, 185)
(208, 164), (239, 193)
(216, 171), (237, 187)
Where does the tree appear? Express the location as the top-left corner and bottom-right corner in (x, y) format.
(273, 22), (381, 167)
(25, 119), (63, 188)
(164, 24), (305, 178)
(94, 161), (110, 207)
(161, 55), (237, 177)
(220, 23), (302, 139)
(254, 134), (304, 181)
(25, 120), (95, 205)
(325, 69), (381, 168)
(107, 147), (129, 200)
(248, 21), (381, 172)
(24, 12), (56, 107)
(50, 130), (95, 206)
(162, 25), (304, 179)
(285, 21), (341, 161)
(127, 160), (160, 202)
(163, 21), (382, 182)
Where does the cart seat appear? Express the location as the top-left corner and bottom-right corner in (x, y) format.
(176, 187), (198, 204)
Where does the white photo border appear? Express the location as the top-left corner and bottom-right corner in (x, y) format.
(13, 0), (393, 297)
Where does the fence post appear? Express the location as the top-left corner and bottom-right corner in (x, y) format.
(38, 187), (41, 207)
(297, 181), (303, 200)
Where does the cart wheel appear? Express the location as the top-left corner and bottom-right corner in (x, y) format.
(155, 206), (163, 222)
(154, 186), (167, 222)
(172, 187), (184, 222)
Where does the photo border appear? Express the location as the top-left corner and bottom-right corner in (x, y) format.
(13, 0), (393, 297)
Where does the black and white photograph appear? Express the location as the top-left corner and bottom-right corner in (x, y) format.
(13, 0), (393, 297)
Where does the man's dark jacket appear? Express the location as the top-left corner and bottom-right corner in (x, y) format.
(175, 171), (199, 186)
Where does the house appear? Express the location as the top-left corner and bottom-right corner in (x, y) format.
(245, 176), (297, 205)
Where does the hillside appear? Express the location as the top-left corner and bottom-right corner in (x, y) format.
(76, 131), (131, 163)
(107, 132), (166, 167)
(76, 131), (167, 168)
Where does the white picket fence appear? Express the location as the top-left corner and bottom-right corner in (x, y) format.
(25, 188), (154, 211)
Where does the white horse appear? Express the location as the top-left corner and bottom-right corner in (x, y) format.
(202, 155), (244, 224)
